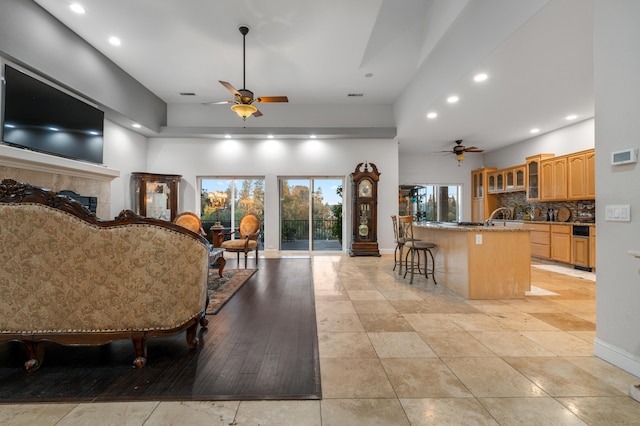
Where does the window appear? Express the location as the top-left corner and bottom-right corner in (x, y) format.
(279, 177), (343, 251)
(200, 177), (264, 247)
(400, 184), (462, 222)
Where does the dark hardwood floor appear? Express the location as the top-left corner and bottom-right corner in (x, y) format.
(0, 258), (321, 402)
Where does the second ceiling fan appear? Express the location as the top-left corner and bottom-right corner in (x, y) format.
(440, 140), (484, 165)
(204, 26), (288, 120)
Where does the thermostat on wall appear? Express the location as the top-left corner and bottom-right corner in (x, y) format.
(611, 148), (638, 165)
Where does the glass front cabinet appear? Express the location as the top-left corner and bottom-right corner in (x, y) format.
(131, 172), (182, 221)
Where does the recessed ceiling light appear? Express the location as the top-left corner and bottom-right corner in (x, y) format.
(427, 112), (438, 119)
(530, 128), (540, 134)
(108, 36), (121, 46)
(48, 127), (59, 131)
(473, 73), (488, 82)
(565, 114), (578, 120)
(310, 135), (317, 139)
(132, 123), (141, 129)
(70, 3), (85, 14)
(447, 95), (459, 104)
(267, 134), (274, 139)
(224, 134), (231, 139)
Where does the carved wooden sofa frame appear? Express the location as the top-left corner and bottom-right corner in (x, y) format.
(0, 179), (211, 371)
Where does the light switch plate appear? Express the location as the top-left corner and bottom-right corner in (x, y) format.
(605, 204), (631, 222)
(475, 234), (482, 244)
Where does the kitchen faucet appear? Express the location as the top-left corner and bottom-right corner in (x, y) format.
(485, 207), (511, 226)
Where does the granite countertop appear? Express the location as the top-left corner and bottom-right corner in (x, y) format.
(513, 220), (595, 226)
(413, 222), (530, 232)
(413, 220), (595, 232)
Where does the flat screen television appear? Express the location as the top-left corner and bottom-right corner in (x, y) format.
(1, 65), (104, 164)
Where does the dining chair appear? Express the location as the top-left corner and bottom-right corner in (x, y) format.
(220, 212), (261, 268)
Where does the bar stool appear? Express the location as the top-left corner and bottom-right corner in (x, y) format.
(398, 215), (437, 285)
(391, 215), (406, 273)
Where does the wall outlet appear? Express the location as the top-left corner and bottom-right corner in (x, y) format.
(475, 234), (482, 245)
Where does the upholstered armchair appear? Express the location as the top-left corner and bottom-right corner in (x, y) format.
(173, 212), (206, 236)
(220, 213), (261, 268)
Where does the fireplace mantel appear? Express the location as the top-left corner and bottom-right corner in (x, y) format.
(0, 144), (120, 181)
(0, 144), (119, 218)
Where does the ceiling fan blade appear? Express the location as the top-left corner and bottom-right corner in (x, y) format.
(219, 80), (241, 96)
(256, 96), (289, 103)
(202, 100), (232, 106)
(465, 148), (484, 152)
(252, 108), (263, 118)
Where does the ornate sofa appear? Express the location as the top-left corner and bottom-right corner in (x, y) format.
(0, 179), (210, 371)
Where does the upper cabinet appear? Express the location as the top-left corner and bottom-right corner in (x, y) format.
(487, 165), (525, 194)
(471, 168), (497, 222)
(567, 149), (595, 200)
(508, 165), (526, 191)
(541, 156), (568, 201)
(526, 154), (554, 201)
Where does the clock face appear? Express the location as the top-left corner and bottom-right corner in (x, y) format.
(358, 180), (372, 197)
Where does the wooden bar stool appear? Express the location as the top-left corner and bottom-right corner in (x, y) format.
(398, 215), (437, 285)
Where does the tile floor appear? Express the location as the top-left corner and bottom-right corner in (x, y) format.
(1, 255), (640, 425)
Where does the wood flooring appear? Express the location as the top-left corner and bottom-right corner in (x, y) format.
(0, 258), (321, 402)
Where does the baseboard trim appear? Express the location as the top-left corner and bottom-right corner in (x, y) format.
(594, 337), (640, 377)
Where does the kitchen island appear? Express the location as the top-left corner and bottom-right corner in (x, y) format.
(412, 222), (531, 299)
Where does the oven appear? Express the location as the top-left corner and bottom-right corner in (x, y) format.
(572, 225), (591, 271)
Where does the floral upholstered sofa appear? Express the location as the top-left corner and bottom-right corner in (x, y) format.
(0, 179), (210, 371)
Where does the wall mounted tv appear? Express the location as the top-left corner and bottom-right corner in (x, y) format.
(1, 64), (104, 164)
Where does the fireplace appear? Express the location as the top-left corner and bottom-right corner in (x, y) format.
(59, 190), (98, 213)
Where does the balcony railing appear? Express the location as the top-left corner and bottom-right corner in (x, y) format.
(282, 219), (338, 241)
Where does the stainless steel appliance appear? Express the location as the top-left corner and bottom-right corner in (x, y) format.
(572, 225), (591, 271)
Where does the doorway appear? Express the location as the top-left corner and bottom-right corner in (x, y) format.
(279, 178), (343, 251)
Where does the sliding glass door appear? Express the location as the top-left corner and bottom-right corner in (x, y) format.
(280, 178), (343, 251)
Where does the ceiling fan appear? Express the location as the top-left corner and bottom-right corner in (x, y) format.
(440, 140), (484, 165)
(203, 26), (288, 120)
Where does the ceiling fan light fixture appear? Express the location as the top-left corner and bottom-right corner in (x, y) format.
(456, 153), (465, 162)
(231, 103), (257, 118)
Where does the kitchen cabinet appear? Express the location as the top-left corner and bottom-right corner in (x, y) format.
(471, 168), (497, 222)
(573, 234), (590, 267)
(567, 149), (595, 200)
(526, 154), (554, 201)
(488, 166), (525, 194)
(487, 170), (504, 193)
(487, 173), (496, 193)
(541, 157), (567, 201)
(527, 223), (550, 259)
(504, 165), (526, 191)
(551, 225), (571, 263)
(507, 165), (526, 191)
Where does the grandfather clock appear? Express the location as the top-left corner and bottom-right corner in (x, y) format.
(350, 162), (381, 257)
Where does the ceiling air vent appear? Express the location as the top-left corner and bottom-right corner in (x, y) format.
(180, 92), (196, 96)
(348, 93), (364, 97)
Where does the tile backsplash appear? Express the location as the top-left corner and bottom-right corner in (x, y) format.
(497, 191), (595, 223)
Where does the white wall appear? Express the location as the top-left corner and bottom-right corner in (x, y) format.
(144, 137), (399, 254)
(483, 119), (595, 169)
(593, 0), (640, 376)
(102, 120), (148, 218)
